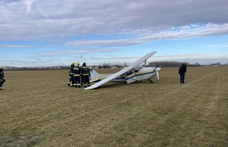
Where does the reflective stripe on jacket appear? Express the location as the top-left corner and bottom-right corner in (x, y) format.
(73, 66), (81, 76)
(70, 65), (74, 75)
(82, 66), (90, 76)
(0, 72), (4, 79)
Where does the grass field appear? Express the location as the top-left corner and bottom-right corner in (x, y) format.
(0, 66), (228, 147)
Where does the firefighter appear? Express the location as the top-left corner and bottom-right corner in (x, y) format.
(73, 62), (81, 88)
(69, 62), (75, 87)
(81, 62), (90, 87)
(68, 67), (71, 86)
(0, 66), (5, 90)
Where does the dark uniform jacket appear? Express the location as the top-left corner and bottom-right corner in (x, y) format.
(70, 65), (74, 76)
(178, 64), (186, 74)
(0, 69), (5, 82)
(73, 66), (81, 76)
(81, 66), (90, 76)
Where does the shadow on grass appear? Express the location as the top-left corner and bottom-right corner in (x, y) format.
(92, 81), (154, 90)
(92, 82), (126, 90)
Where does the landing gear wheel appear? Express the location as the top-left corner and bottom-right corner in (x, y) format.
(148, 79), (153, 83)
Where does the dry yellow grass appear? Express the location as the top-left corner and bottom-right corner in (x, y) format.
(0, 66), (228, 147)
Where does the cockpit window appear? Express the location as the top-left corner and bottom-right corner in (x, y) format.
(125, 70), (133, 76)
(136, 65), (143, 70)
(123, 65), (143, 76)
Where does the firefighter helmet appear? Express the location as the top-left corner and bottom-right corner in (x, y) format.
(76, 62), (80, 66)
(0, 66), (5, 70)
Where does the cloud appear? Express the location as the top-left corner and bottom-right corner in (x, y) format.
(23, 0), (35, 15)
(36, 58), (42, 61)
(148, 53), (228, 64)
(152, 53), (227, 59)
(72, 53), (228, 66)
(65, 23), (228, 47)
(90, 56), (142, 60)
(79, 48), (121, 52)
(65, 39), (145, 47)
(0, 0), (228, 41)
(34, 50), (90, 56)
(0, 60), (28, 63)
(33, 48), (120, 56)
(85, 53), (228, 64)
(0, 45), (35, 48)
(207, 44), (228, 48)
(1, 53), (227, 67)
(0, 58), (64, 67)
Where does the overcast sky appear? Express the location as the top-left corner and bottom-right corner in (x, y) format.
(0, 0), (228, 67)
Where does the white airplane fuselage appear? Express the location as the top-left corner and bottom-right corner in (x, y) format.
(125, 67), (156, 83)
(90, 67), (157, 84)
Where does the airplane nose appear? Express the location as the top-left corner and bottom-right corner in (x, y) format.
(156, 68), (161, 71)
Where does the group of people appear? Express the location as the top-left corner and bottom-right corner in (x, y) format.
(0, 66), (6, 90)
(68, 62), (90, 88)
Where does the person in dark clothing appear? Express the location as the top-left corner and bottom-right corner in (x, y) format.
(69, 62), (75, 87)
(178, 63), (187, 83)
(81, 62), (90, 87)
(0, 66), (6, 90)
(73, 62), (81, 88)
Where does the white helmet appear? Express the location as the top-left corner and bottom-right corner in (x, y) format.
(76, 62), (80, 66)
(0, 66), (5, 70)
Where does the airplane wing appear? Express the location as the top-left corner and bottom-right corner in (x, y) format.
(85, 51), (156, 90)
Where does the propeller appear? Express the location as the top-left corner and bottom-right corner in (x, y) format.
(155, 67), (161, 80)
(153, 63), (161, 81)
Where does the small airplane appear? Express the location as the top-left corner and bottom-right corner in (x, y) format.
(85, 51), (161, 90)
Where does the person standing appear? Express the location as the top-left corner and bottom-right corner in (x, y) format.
(0, 66), (6, 90)
(69, 62), (75, 87)
(73, 62), (81, 88)
(81, 62), (90, 87)
(178, 63), (187, 83)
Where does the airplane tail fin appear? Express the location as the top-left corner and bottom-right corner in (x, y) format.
(90, 68), (101, 82)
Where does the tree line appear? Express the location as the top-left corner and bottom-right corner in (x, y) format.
(148, 61), (227, 67)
